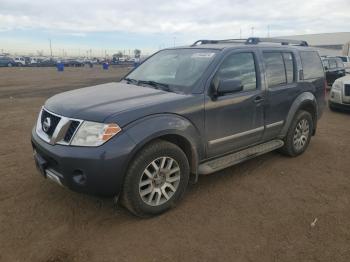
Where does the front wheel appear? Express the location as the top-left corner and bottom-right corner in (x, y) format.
(121, 140), (190, 217)
(279, 110), (313, 157)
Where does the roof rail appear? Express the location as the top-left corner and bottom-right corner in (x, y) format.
(246, 37), (308, 46)
(191, 39), (246, 46)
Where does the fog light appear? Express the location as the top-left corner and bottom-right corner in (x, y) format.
(72, 170), (87, 186)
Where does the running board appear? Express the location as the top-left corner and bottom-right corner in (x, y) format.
(198, 140), (284, 175)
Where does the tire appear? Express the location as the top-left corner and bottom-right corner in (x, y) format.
(279, 110), (313, 157)
(121, 140), (190, 217)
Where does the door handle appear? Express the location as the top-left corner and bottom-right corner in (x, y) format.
(254, 96), (264, 103)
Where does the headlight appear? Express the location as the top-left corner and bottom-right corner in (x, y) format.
(332, 81), (342, 90)
(71, 121), (121, 147)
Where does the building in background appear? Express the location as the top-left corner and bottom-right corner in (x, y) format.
(278, 32), (350, 56)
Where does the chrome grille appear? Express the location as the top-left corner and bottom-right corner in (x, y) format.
(63, 121), (80, 142)
(36, 108), (82, 145)
(40, 109), (61, 136)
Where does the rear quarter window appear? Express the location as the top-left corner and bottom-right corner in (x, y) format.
(300, 51), (324, 79)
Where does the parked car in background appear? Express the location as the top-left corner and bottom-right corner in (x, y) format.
(30, 57), (41, 65)
(337, 56), (350, 73)
(31, 37), (326, 217)
(329, 75), (350, 111)
(0, 56), (17, 67)
(62, 59), (84, 67)
(37, 59), (57, 67)
(322, 57), (346, 85)
(13, 57), (26, 66)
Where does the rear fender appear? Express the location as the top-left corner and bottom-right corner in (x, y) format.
(279, 92), (318, 138)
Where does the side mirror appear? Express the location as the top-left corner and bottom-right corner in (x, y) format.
(215, 79), (243, 96)
(324, 66), (328, 71)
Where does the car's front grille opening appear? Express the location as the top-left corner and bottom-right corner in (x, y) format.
(64, 120), (80, 142)
(40, 110), (61, 136)
(344, 84), (350, 96)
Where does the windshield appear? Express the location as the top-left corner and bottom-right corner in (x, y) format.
(126, 49), (218, 92)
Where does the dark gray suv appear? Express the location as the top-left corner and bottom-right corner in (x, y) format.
(31, 37), (326, 217)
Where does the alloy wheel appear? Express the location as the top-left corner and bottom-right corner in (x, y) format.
(139, 156), (181, 206)
(293, 119), (310, 151)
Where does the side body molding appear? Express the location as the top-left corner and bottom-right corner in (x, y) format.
(279, 92), (317, 138)
(124, 114), (203, 179)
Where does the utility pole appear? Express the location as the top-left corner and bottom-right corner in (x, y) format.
(251, 27), (255, 37)
(49, 39), (53, 58)
(239, 28), (242, 39)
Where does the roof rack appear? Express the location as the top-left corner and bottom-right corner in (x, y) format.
(191, 37), (308, 47)
(246, 37), (309, 46)
(191, 39), (246, 46)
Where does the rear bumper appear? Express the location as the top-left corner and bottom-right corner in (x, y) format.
(31, 128), (136, 196)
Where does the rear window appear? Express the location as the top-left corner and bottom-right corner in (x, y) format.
(300, 51), (324, 79)
(339, 57), (347, 62)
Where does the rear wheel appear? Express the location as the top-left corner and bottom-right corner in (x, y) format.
(279, 110), (313, 157)
(121, 140), (190, 217)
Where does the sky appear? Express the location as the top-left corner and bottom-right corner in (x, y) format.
(0, 0), (349, 57)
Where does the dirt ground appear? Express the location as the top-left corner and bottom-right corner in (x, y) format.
(0, 67), (349, 262)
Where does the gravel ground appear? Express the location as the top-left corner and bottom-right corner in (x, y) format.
(0, 67), (349, 262)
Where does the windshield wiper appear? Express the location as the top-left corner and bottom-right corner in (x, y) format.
(124, 77), (139, 84)
(138, 80), (172, 92)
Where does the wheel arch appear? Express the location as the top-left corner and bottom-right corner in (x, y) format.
(123, 114), (203, 184)
(280, 92), (318, 137)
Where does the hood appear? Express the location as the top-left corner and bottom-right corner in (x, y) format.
(335, 75), (350, 84)
(45, 82), (189, 124)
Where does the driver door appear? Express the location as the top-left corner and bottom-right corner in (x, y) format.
(205, 50), (265, 158)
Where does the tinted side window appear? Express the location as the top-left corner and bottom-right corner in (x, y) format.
(300, 51), (324, 79)
(336, 59), (344, 68)
(263, 52), (286, 87)
(214, 52), (257, 91)
(329, 59), (337, 69)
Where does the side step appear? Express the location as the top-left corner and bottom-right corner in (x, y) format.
(198, 140), (284, 175)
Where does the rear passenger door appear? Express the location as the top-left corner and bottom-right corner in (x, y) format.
(262, 50), (298, 140)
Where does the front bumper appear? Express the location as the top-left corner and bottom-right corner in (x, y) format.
(31, 128), (136, 196)
(329, 101), (350, 111)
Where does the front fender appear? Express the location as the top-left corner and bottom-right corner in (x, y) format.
(123, 113), (203, 173)
(280, 92), (317, 137)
